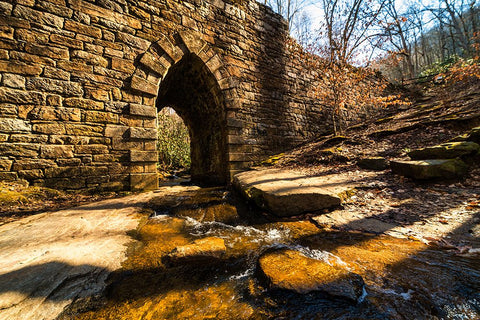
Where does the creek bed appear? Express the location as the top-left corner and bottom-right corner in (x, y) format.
(60, 186), (480, 320)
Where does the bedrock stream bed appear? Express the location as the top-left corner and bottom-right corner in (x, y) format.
(59, 186), (480, 320)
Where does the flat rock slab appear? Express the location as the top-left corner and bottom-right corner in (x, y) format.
(390, 159), (469, 179)
(163, 237), (226, 266)
(408, 141), (479, 160)
(257, 248), (364, 301)
(233, 169), (364, 217)
(0, 192), (154, 320)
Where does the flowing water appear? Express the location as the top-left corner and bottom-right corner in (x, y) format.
(62, 186), (480, 320)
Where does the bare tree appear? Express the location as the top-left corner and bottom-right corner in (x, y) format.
(266, 0), (312, 31)
(318, 0), (387, 64)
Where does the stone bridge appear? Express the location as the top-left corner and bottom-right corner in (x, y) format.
(0, 0), (328, 191)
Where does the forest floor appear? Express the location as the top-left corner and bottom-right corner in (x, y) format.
(0, 182), (126, 226)
(265, 79), (480, 252)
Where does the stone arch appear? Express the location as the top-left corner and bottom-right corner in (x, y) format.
(126, 31), (236, 190)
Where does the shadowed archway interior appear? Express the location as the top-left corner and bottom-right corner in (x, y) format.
(157, 53), (228, 185)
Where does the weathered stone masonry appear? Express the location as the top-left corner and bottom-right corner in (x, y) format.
(0, 0), (327, 191)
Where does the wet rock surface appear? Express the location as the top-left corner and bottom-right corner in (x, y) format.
(163, 237), (226, 266)
(0, 192), (154, 320)
(390, 159), (469, 179)
(257, 248), (365, 301)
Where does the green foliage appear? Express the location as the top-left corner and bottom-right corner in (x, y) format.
(157, 109), (191, 172)
(419, 55), (460, 78)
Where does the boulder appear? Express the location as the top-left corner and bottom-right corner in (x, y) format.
(390, 159), (468, 180)
(163, 237), (226, 265)
(357, 157), (389, 170)
(233, 169), (362, 217)
(407, 141), (479, 160)
(257, 248), (364, 301)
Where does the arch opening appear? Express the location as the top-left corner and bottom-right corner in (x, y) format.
(157, 53), (228, 186)
(157, 107), (191, 175)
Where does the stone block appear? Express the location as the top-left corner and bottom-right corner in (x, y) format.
(64, 98), (104, 110)
(57, 158), (82, 166)
(130, 150), (157, 162)
(0, 172), (18, 181)
(139, 52), (167, 76)
(65, 123), (103, 136)
(10, 134), (48, 143)
(130, 75), (158, 96)
(15, 29), (49, 45)
(64, 19), (102, 38)
(36, 1), (73, 18)
(105, 124), (129, 137)
(86, 175), (109, 185)
(84, 87), (110, 101)
(84, 110), (119, 124)
(0, 25), (13, 39)
(0, 88), (43, 104)
(0, 159), (13, 171)
(128, 127), (157, 140)
(111, 137), (141, 151)
(40, 145), (74, 158)
(12, 159), (56, 170)
(99, 180), (126, 192)
(0, 2), (13, 15)
(13, 5), (64, 28)
(111, 57), (135, 74)
(75, 144), (108, 154)
(44, 177), (85, 189)
(9, 51), (55, 67)
(0, 61), (43, 76)
(72, 50), (108, 67)
(104, 101), (127, 114)
(0, 143), (39, 157)
(25, 43), (69, 60)
(93, 154), (115, 162)
(0, 104), (16, 117)
(178, 30), (206, 54)
(116, 32), (150, 50)
(81, 166), (109, 176)
(130, 173), (158, 191)
(33, 123), (66, 134)
(0, 118), (31, 133)
(128, 104), (157, 118)
(46, 95), (63, 106)
(19, 169), (44, 180)
(156, 36), (182, 63)
(26, 78), (83, 96)
(50, 34), (83, 49)
(57, 60), (93, 73)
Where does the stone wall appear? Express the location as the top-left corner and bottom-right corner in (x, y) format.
(0, 0), (333, 191)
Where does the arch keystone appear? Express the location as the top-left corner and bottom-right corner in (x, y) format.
(178, 30), (207, 54)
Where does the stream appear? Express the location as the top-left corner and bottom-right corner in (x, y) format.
(61, 185), (480, 320)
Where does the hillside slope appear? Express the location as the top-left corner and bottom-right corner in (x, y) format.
(261, 80), (480, 249)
